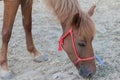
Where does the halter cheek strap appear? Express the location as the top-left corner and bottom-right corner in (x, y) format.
(58, 28), (94, 65)
(58, 28), (72, 51)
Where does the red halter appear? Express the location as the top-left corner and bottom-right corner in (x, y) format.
(58, 28), (94, 65)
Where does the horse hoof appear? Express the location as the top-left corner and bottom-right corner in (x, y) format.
(33, 54), (48, 63)
(0, 70), (14, 80)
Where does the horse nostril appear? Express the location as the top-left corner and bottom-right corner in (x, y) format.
(87, 72), (93, 78)
(79, 68), (94, 78)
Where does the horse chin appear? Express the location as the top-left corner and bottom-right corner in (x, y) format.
(0, 69), (14, 80)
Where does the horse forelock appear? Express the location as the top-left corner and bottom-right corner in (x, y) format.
(78, 12), (96, 39)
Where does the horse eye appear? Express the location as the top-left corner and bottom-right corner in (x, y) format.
(78, 42), (86, 47)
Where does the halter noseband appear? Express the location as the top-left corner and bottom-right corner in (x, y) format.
(58, 28), (94, 65)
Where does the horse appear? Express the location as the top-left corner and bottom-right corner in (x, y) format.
(0, 0), (96, 79)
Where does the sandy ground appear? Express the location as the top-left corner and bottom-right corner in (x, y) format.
(0, 0), (120, 80)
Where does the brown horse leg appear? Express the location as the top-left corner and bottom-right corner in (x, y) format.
(21, 0), (48, 62)
(0, 0), (20, 79)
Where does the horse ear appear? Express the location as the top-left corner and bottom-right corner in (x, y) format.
(88, 4), (96, 16)
(71, 13), (81, 28)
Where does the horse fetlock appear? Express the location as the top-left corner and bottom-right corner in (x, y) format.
(0, 60), (7, 66)
(27, 46), (35, 53)
(28, 46), (39, 56)
(0, 56), (7, 66)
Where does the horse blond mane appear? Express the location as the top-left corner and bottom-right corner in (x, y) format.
(45, 0), (95, 38)
(45, 0), (81, 24)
